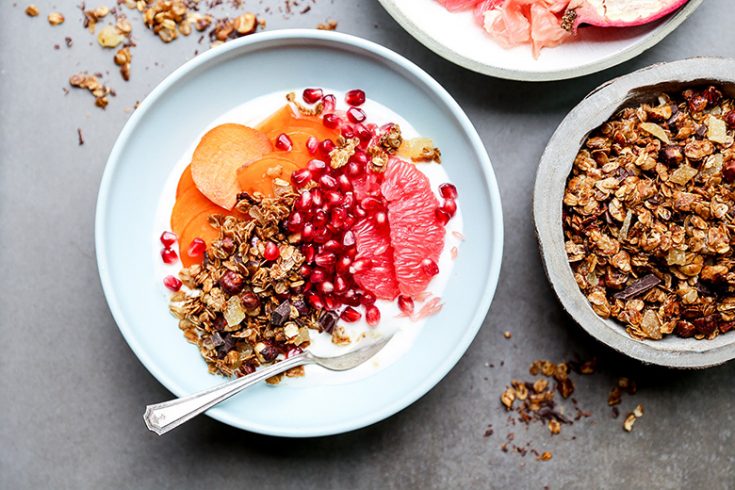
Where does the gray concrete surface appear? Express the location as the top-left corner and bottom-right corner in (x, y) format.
(1, 1), (733, 489)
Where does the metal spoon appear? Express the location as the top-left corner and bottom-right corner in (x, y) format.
(143, 335), (393, 435)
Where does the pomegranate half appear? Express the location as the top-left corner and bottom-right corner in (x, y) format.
(563, 0), (690, 32)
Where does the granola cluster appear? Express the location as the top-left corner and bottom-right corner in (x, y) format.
(564, 85), (735, 341)
(169, 192), (329, 382)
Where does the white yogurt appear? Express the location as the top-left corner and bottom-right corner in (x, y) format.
(154, 90), (464, 386)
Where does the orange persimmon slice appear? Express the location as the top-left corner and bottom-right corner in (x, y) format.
(170, 185), (228, 238)
(237, 156), (299, 197)
(190, 123), (271, 210)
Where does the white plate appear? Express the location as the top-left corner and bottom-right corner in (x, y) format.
(95, 30), (504, 436)
(379, 0), (703, 81)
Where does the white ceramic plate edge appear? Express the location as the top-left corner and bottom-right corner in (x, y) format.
(378, 0), (704, 81)
(95, 29), (504, 436)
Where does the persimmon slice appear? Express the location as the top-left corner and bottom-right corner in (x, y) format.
(171, 185), (227, 238)
(176, 164), (195, 198)
(237, 156), (299, 197)
(190, 123), (271, 210)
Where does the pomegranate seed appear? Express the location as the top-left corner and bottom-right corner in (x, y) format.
(345, 89), (366, 106)
(187, 238), (206, 258)
(315, 252), (336, 268)
(301, 244), (315, 262)
(319, 174), (338, 189)
(349, 150), (369, 166)
(286, 346), (303, 358)
(306, 136), (319, 154)
(361, 291), (376, 306)
(312, 227), (330, 244)
(336, 255), (352, 274)
(313, 209), (328, 228)
(374, 211), (388, 227)
(351, 259), (373, 273)
(334, 275), (348, 293)
(341, 124), (355, 139)
(323, 113), (340, 129)
(318, 281), (335, 294)
(307, 159), (327, 176)
(319, 139), (335, 155)
(311, 189), (324, 207)
(302, 87), (323, 104)
(275, 133), (293, 151)
(355, 123), (372, 142)
(354, 206), (368, 219)
(343, 289), (361, 307)
(309, 268), (327, 283)
(264, 241), (280, 261)
(346, 161), (363, 177)
(163, 275), (182, 291)
(323, 239), (342, 253)
(296, 190), (313, 211)
(360, 196), (383, 212)
(421, 258), (439, 276)
(325, 190), (343, 206)
(342, 230), (356, 247)
(340, 306), (361, 322)
(337, 174), (352, 192)
(299, 264), (312, 277)
(365, 305), (381, 326)
(324, 294), (339, 310)
(322, 94), (336, 111)
(435, 208), (451, 226)
(161, 247), (178, 264)
(347, 107), (366, 123)
(160, 231), (177, 247)
(287, 212), (304, 232)
(398, 295), (414, 316)
(440, 198), (457, 217)
(307, 292), (324, 309)
(302, 223), (315, 241)
(345, 247), (357, 259)
(344, 215), (356, 230)
(439, 183), (458, 199)
(330, 207), (346, 229)
(342, 192), (356, 209)
(291, 168), (312, 187)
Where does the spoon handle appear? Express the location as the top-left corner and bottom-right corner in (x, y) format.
(143, 352), (311, 435)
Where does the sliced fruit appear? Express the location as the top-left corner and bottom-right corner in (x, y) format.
(190, 123), (271, 210)
(352, 217), (400, 300)
(382, 158), (444, 297)
(564, 0), (689, 31)
(257, 104), (340, 142)
(171, 185), (228, 237)
(176, 164), (195, 198)
(178, 209), (221, 268)
(266, 129), (318, 168)
(237, 155), (299, 197)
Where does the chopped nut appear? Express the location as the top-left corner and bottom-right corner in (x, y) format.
(47, 12), (64, 25)
(548, 419), (561, 435)
(98, 25), (124, 48)
(503, 330), (512, 339)
(633, 404), (644, 418)
(500, 387), (515, 410)
(316, 19), (338, 31)
(537, 451), (552, 461)
(25, 5), (39, 17)
(623, 413), (637, 432)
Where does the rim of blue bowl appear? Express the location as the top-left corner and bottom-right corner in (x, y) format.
(95, 29), (504, 437)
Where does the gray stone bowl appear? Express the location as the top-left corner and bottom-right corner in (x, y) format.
(534, 58), (735, 368)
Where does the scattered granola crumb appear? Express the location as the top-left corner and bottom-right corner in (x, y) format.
(537, 451), (552, 462)
(77, 128), (84, 146)
(69, 72), (114, 108)
(633, 403), (644, 418)
(47, 11), (64, 25)
(65, 36), (73, 48)
(316, 19), (338, 31)
(503, 330), (512, 339)
(623, 413), (637, 432)
(25, 4), (39, 17)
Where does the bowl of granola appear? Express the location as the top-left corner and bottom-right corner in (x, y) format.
(535, 58), (735, 368)
(96, 30), (503, 436)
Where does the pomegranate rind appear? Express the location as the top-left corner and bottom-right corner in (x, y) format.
(352, 218), (400, 300)
(567, 0), (689, 30)
(382, 158), (444, 297)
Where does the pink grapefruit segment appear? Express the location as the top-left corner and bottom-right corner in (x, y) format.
(382, 158), (444, 297)
(352, 217), (400, 300)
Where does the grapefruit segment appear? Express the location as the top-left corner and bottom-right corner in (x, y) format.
(190, 123), (271, 210)
(352, 218), (400, 300)
(383, 158), (444, 297)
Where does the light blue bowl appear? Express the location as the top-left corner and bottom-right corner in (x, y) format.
(95, 29), (503, 437)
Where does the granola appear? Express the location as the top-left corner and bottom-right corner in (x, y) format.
(563, 85), (735, 341)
